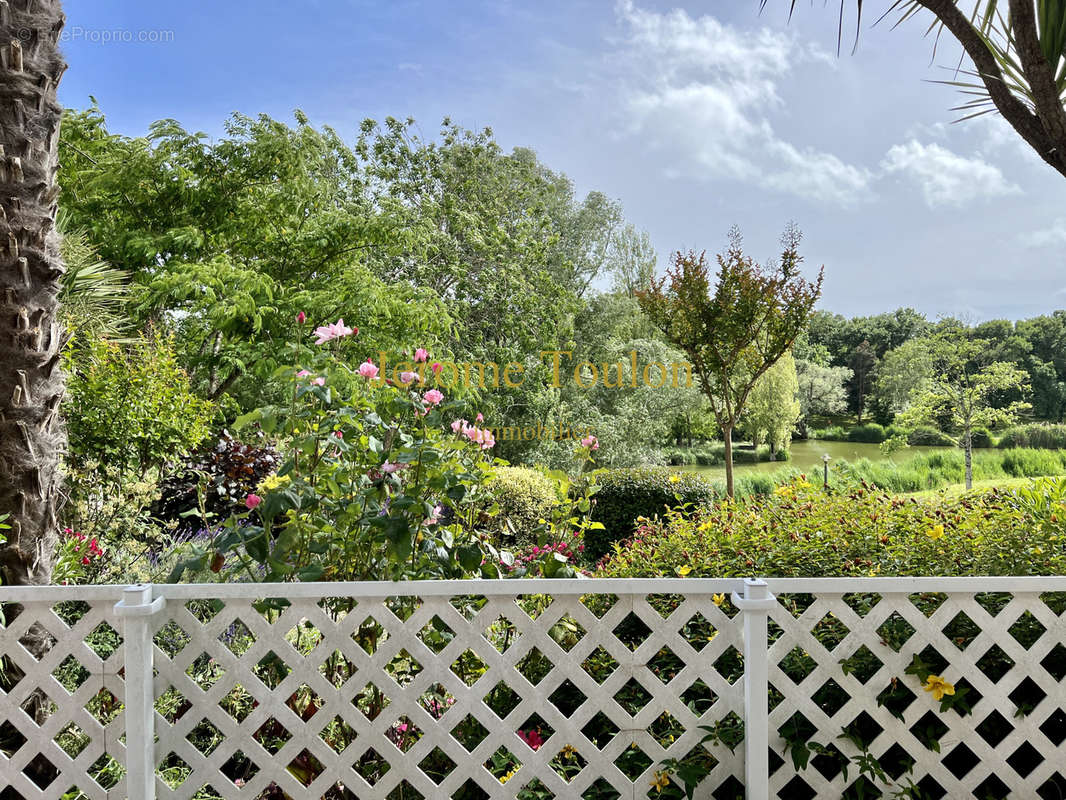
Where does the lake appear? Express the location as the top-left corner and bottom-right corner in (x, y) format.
(673, 439), (956, 478)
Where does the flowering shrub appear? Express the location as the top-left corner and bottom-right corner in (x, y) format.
(169, 319), (508, 583)
(53, 528), (106, 584)
(597, 477), (1066, 578)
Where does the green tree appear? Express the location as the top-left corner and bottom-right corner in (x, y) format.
(873, 338), (934, 416)
(610, 224), (658, 297)
(771, 1), (1066, 180)
(900, 331), (1031, 489)
(848, 340), (879, 422)
(796, 359), (852, 434)
(637, 227), (823, 497)
(0, 0), (68, 587)
(741, 352), (801, 457)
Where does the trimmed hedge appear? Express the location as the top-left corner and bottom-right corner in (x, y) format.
(596, 476), (1066, 578)
(486, 466), (558, 547)
(585, 467), (717, 562)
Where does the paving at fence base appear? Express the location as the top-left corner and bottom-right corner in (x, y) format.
(0, 577), (1064, 800)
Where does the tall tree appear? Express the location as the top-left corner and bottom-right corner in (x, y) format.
(901, 330), (1031, 489)
(0, 1), (68, 586)
(770, 1), (1066, 179)
(796, 359), (852, 434)
(848, 340), (878, 422)
(637, 227), (823, 497)
(740, 352), (801, 458)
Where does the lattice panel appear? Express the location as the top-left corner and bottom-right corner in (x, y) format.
(766, 588), (1066, 799)
(149, 588), (746, 799)
(0, 590), (128, 800)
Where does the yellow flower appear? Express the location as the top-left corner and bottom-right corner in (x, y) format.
(669, 474), (681, 484)
(926, 524), (945, 540)
(923, 675), (955, 701)
(677, 565), (692, 577)
(713, 593), (726, 607)
(500, 767), (519, 784)
(561, 745), (576, 760)
(650, 771), (671, 793)
(259, 473), (291, 492)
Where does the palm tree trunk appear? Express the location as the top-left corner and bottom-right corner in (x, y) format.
(0, 0), (68, 587)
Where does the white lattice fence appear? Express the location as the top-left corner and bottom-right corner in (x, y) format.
(763, 577), (1066, 800)
(1, 577), (1065, 800)
(0, 586), (128, 800)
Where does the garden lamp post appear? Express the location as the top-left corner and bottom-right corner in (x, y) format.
(822, 454), (831, 489)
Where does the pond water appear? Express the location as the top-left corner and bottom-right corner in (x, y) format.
(673, 438), (957, 478)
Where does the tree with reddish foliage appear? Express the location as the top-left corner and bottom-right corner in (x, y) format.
(638, 227), (823, 498)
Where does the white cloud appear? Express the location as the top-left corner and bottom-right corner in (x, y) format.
(880, 140), (1020, 207)
(1019, 219), (1066, 248)
(611, 1), (871, 205)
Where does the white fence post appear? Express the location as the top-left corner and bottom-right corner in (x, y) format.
(115, 584), (166, 800)
(733, 578), (776, 800)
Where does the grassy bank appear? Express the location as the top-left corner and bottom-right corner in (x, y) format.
(833, 448), (1066, 493)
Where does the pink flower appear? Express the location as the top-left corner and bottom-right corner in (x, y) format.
(335, 430), (344, 439)
(451, 419), (467, 433)
(581, 435), (599, 450)
(296, 369), (311, 378)
(311, 377), (326, 387)
(423, 389), (444, 406)
(476, 413), (484, 422)
(431, 362), (442, 375)
(382, 461), (405, 474)
(400, 371), (419, 385)
(296, 311), (306, 325)
(518, 729), (544, 750)
(414, 348), (429, 363)
(358, 360), (379, 380)
(245, 494), (262, 510)
(463, 425), (496, 450)
(313, 318), (356, 345)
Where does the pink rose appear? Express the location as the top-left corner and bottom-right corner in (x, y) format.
(451, 419), (467, 433)
(245, 494), (262, 510)
(358, 360), (379, 380)
(414, 348), (429, 363)
(313, 318), (356, 345)
(311, 377), (326, 386)
(296, 311), (306, 325)
(423, 389), (444, 406)
(296, 369), (311, 378)
(400, 371), (419, 385)
(580, 435), (599, 450)
(431, 362), (442, 375)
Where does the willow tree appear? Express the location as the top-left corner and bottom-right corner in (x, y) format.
(638, 227), (823, 497)
(0, 2), (68, 586)
(769, 0), (1066, 179)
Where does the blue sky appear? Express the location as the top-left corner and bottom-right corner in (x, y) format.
(59, 0), (1065, 320)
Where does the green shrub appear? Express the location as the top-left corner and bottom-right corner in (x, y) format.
(586, 468), (718, 562)
(486, 467), (558, 546)
(969, 427), (994, 448)
(997, 423), (1066, 450)
(847, 423), (887, 443)
(810, 425), (847, 441)
(906, 426), (955, 447)
(598, 477), (1066, 578)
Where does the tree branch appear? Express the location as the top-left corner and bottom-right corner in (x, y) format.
(1007, 0), (1066, 144)
(916, 0), (1066, 177)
